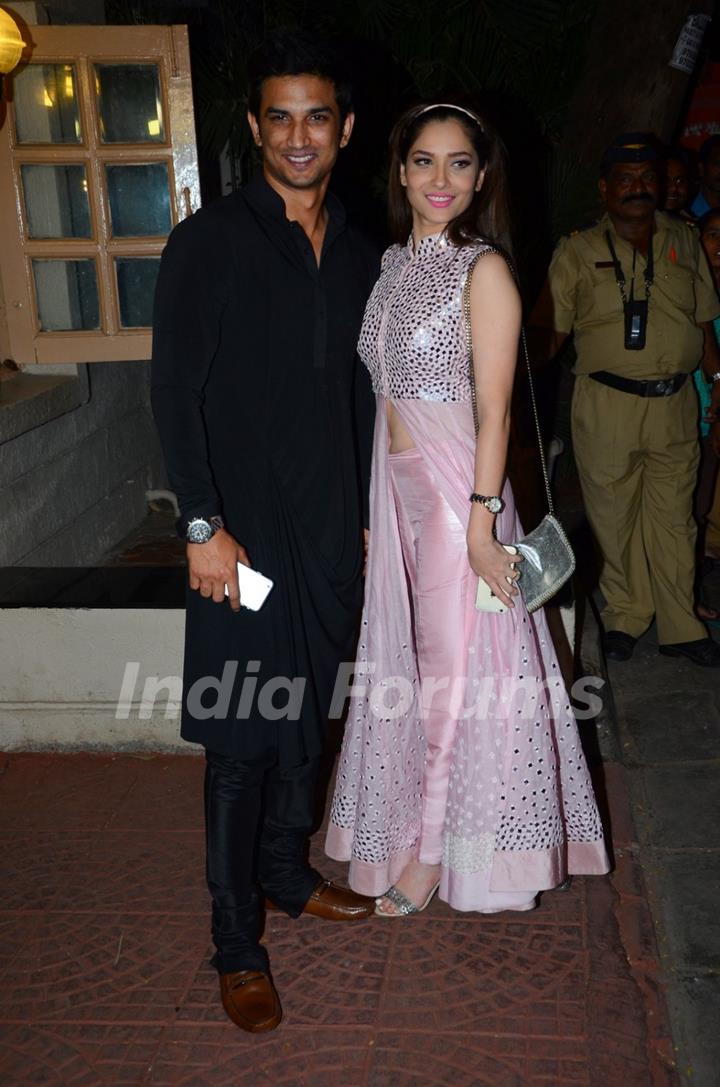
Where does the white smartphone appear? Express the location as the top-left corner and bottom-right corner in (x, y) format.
(224, 562), (274, 611)
(474, 545), (518, 614)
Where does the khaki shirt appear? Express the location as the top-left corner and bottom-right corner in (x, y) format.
(547, 211), (720, 377)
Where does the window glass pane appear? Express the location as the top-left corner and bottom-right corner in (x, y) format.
(32, 260), (100, 331)
(95, 64), (165, 143)
(116, 257), (161, 327)
(21, 165), (91, 239)
(106, 163), (171, 236)
(13, 64), (81, 144)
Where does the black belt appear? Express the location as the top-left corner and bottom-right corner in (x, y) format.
(588, 371), (688, 397)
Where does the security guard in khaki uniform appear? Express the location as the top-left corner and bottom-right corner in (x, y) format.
(536, 134), (720, 666)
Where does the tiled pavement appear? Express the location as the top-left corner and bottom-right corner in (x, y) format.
(0, 748), (678, 1087)
(605, 582), (720, 1087)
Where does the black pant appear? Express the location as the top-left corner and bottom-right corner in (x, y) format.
(204, 746), (322, 974)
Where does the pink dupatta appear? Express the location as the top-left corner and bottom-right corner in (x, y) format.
(326, 394), (609, 910)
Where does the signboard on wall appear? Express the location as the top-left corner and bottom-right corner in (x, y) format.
(670, 13), (712, 75)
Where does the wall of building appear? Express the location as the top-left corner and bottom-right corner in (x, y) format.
(0, 3), (171, 570)
(6, 1), (106, 26)
(0, 606), (189, 752)
(0, 361), (166, 566)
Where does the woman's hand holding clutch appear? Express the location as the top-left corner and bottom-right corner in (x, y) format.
(467, 536), (522, 609)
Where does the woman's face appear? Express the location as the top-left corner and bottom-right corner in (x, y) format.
(701, 215), (720, 280)
(400, 118), (484, 238)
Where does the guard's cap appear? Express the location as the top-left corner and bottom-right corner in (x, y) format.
(600, 132), (659, 176)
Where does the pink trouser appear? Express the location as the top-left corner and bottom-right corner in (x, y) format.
(389, 447), (473, 866)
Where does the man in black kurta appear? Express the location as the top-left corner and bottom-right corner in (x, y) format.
(151, 33), (378, 1032)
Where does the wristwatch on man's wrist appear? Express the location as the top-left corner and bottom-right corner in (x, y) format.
(186, 515), (224, 544)
(469, 493), (504, 514)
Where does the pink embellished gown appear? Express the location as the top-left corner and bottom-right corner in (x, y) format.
(325, 233), (610, 911)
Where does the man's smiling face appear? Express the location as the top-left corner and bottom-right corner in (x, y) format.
(247, 74), (354, 194)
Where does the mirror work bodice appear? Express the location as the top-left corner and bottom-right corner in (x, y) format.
(358, 233), (495, 401)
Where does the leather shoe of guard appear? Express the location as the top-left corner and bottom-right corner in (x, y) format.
(659, 637), (720, 667)
(603, 630), (637, 662)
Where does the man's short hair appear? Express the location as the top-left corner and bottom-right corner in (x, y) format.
(247, 29), (353, 122)
(663, 145), (690, 167)
(697, 207), (720, 233)
(699, 134), (720, 163)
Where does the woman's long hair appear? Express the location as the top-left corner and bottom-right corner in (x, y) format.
(387, 101), (512, 257)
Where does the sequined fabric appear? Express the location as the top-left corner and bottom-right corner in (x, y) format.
(325, 234), (610, 910)
(359, 232), (492, 402)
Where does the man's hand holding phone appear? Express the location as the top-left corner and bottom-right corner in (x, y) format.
(187, 529), (249, 613)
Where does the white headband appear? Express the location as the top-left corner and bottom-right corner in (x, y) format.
(413, 102), (484, 129)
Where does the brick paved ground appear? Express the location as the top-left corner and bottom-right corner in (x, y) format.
(605, 565), (720, 1087)
(0, 745), (678, 1087)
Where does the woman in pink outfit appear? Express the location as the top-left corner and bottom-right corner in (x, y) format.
(325, 101), (609, 915)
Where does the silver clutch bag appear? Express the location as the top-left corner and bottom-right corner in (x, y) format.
(514, 513), (575, 612)
(465, 252), (576, 613)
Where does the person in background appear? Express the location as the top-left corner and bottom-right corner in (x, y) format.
(694, 210), (720, 608)
(533, 134), (720, 667)
(690, 135), (720, 218)
(705, 461), (720, 562)
(662, 146), (694, 221)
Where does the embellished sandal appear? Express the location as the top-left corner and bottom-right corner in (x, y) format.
(375, 881), (440, 917)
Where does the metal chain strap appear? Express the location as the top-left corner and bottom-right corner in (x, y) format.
(463, 250), (554, 516)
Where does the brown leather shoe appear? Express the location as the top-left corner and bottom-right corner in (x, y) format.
(266, 879), (375, 921)
(219, 970), (282, 1033)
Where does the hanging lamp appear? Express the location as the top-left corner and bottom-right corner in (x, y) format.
(0, 6), (23, 75)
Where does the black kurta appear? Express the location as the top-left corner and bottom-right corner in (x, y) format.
(151, 173), (378, 764)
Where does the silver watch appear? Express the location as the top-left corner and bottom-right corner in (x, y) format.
(186, 515), (224, 544)
(469, 493), (503, 514)
(711, 371), (720, 383)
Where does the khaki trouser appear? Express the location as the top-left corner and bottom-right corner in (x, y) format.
(571, 375), (704, 645)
